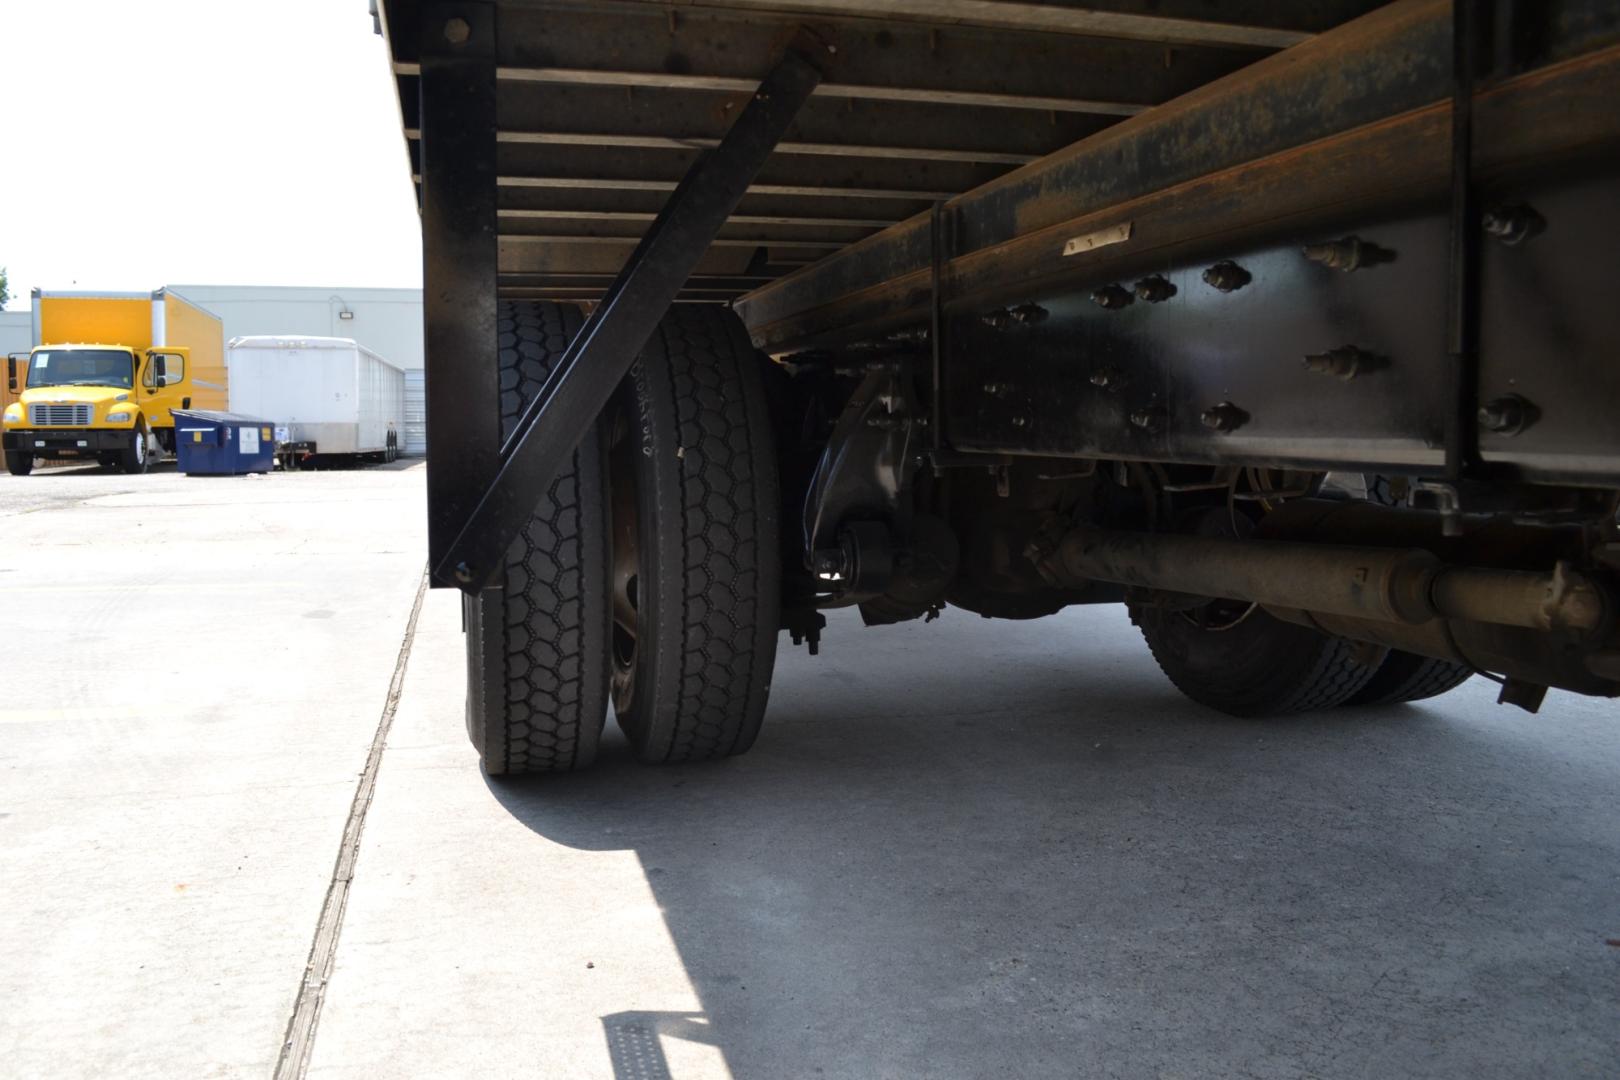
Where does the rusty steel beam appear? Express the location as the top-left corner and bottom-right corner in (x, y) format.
(735, 0), (1620, 351)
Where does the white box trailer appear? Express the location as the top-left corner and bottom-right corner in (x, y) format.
(226, 336), (404, 463)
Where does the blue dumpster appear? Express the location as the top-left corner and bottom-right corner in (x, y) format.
(173, 411), (277, 475)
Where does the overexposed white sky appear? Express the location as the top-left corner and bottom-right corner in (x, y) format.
(0, 0), (421, 309)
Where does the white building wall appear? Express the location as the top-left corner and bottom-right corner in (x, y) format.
(169, 284), (423, 370)
(0, 311), (31, 358)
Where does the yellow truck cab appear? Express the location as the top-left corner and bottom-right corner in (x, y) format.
(1, 353), (26, 414)
(2, 289), (226, 476)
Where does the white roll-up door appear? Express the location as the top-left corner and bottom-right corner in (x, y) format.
(403, 369), (427, 456)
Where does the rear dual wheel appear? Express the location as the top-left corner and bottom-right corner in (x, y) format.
(462, 301), (780, 775)
(1133, 602), (1384, 716)
(607, 306), (781, 763)
(1132, 498), (1472, 716)
(463, 301), (611, 775)
(1344, 651), (1475, 706)
(1131, 507), (1384, 716)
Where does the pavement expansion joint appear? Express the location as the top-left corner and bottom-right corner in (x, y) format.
(272, 569), (430, 1080)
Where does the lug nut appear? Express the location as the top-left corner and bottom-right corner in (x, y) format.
(1301, 235), (1384, 272)
(812, 549), (846, 576)
(1478, 393), (1537, 436)
(1482, 204), (1545, 246)
(443, 16), (472, 43)
(982, 308), (1011, 330)
(1302, 345), (1379, 381)
(1091, 284), (1134, 310)
(1202, 260), (1251, 292)
(1133, 275), (1177, 303)
(1200, 401), (1249, 433)
(1090, 369), (1121, 391)
(1011, 416), (1029, 428)
(1129, 406), (1166, 433)
(1009, 303), (1048, 325)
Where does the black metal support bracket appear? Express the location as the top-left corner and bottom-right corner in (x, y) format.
(431, 40), (827, 591)
(1443, 0), (1485, 483)
(928, 200), (949, 462)
(420, 2), (500, 585)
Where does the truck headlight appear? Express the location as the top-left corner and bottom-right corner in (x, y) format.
(1, 404), (19, 424)
(107, 411), (132, 423)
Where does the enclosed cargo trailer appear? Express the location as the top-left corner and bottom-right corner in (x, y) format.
(226, 336), (405, 465)
(373, 0), (1620, 775)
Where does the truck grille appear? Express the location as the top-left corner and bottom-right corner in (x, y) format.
(28, 404), (93, 427)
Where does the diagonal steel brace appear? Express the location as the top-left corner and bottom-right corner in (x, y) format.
(434, 42), (827, 591)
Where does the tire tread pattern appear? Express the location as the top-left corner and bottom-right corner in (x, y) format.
(1348, 651), (1474, 707)
(465, 301), (609, 774)
(1133, 606), (1380, 717)
(630, 305), (780, 763)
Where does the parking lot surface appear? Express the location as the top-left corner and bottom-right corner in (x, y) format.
(2, 463), (1616, 1078)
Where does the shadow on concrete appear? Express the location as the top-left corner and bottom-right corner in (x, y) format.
(32, 461), (179, 477)
(485, 610), (1620, 1079)
(284, 455), (424, 472)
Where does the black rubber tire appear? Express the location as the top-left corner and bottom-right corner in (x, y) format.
(1132, 604), (1384, 717)
(5, 451), (32, 476)
(1346, 650), (1474, 706)
(119, 421), (149, 474)
(463, 300), (611, 776)
(610, 305), (781, 763)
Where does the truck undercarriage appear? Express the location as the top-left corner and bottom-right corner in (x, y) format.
(375, 0), (1620, 773)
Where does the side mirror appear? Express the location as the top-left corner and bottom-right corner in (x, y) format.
(153, 354), (168, 382)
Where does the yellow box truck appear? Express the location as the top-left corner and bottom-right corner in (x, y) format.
(1, 354), (26, 414)
(2, 288), (227, 475)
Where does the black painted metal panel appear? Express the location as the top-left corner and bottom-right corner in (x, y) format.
(946, 213), (1454, 475)
(420, 1), (501, 583)
(1477, 169), (1620, 483)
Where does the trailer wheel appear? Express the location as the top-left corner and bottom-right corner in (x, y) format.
(1345, 651), (1473, 706)
(1128, 508), (1381, 716)
(463, 301), (611, 775)
(5, 451), (32, 476)
(608, 306), (781, 763)
(119, 421), (149, 475)
(1133, 602), (1381, 716)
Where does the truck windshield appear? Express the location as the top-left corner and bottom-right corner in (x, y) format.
(25, 350), (135, 389)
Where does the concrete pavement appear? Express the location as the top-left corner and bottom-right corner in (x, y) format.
(2, 462), (1616, 1078)
(0, 462), (425, 1078)
(315, 585), (1620, 1078)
